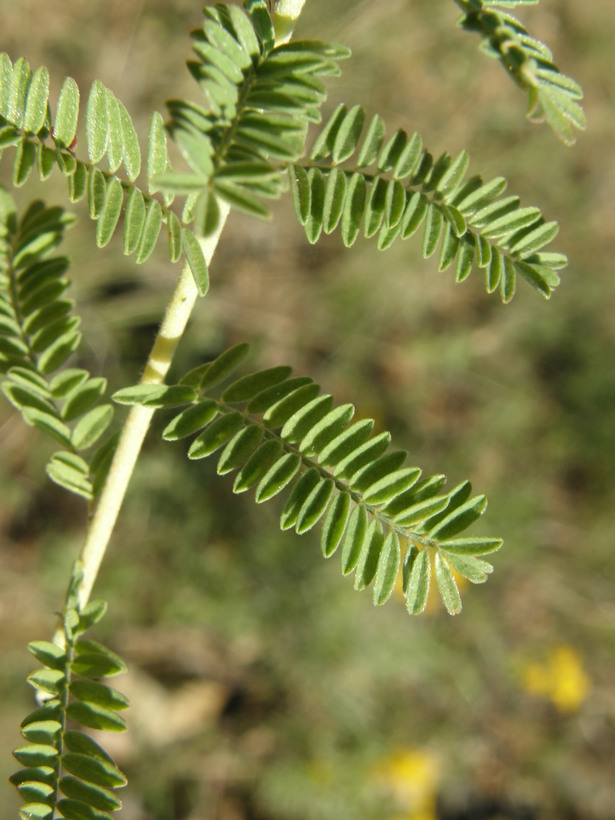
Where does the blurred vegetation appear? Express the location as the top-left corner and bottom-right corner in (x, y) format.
(1, 0), (614, 817)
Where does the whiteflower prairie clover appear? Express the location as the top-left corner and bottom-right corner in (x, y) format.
(1, 1), (584, 816)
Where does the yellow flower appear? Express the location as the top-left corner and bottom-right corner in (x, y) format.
(521, 644), (591, 713)
(373, 747), (440, 820)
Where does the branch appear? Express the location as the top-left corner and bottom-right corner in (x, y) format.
(75, 205), (229, 610)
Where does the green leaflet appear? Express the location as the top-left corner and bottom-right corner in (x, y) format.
(22, 406), (70, 443)
(393, 496), (449, 528)
(46, 452), (93, 499)
(28, 641), (67, 670)
(86, 80), (108, 163)
(295, 477), (335, 533)
(404, 546), (430, 614)
(65, 701), (126, 733)
(263, 382), (321, 428)
(217, 424), (263, 474)
(349, 450), (408, 494)
(71, 404), (114, 451)
(103, 88), (124, 173)
(136, 200), (163, 264)
(53, 77), (79, 149)
(62, 751), (127, 789)
(310, 102), (347, 161)
(280, 468), (320, 530)
(356, 113), (386, 167)
(195, 342), (251, 391)
(167, 211), (183, 261)
(340, 505), (368, 575)
(182, 228), (209, 295)
(123, 188), (146, 255)
(24, 66), (50, 136)
(444, 552), (494, 584)
(68, 678), (129, 712)
(362, 467), (422, 506)
(289, 164), (310, 225)
(322, 167), (347, 234)
(96, 177), (123, 248)
(364, 176), (388, 238)
(341, 173), (366, 247)
(71, 638), (127, 676)
(434, 550), (462, 615)
(332, 104), (365, 164)
(318, 418), (374, 468)
(299, 403), (354, 455)
(378, 129), (409, 174)
(28, 669), (66, 697)
(13, 744), (59, 768)
(280, 393), (334, 442)
(66, 157), (87, 198)
(147, 111), (170, 192)
(112, 384), (196, 408)
(223, 366), (292, 403)
(117, 97), (141, 180)
(233, 439), (283, 493)
(304, 167), (325, 243)
(437, 149), (469, 195)
(354, 520), (384, 591)
(334, 432), (391, 480)
(372, 531), (401, 605)
(161, 346), (502, 615)
(255, 452), (302, 503)
(88, 168), (106, 219)
(321, 492), (351, 557)
(162, 400), (219, 440)
(189, 410), (245, 459)
(13, 139), (37, 186)
(7, 57), (30, 129)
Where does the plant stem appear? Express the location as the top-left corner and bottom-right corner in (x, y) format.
(272, 0), (308, 42)
(75, 204), (230, 611)
(73, 0), (311, 614)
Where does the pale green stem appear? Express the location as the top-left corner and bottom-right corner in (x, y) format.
(75, 203), (230, 612)
(272, 0), (308, 42)
(71, 0), (311, 616)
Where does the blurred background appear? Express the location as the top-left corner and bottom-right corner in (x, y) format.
(1, 0), (614, 817)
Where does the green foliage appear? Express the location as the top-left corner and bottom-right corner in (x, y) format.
(0, 190), (116, 500)
(115, 345), (502, 615)
(0, 0), (587, 813)
(10, 564), (128, 819)
(454, 0), (586, 144)
(291, 104), (565, 301)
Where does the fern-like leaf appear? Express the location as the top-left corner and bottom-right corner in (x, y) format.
(290, 104), (566, 302)
(454, 0), (586, 144)
(10, 563), (128, 819)
(114, 344), (503, 615)
(158, 1), (350, 231)
(0, 190), (117, 500)
(0, 50), (213, 290)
